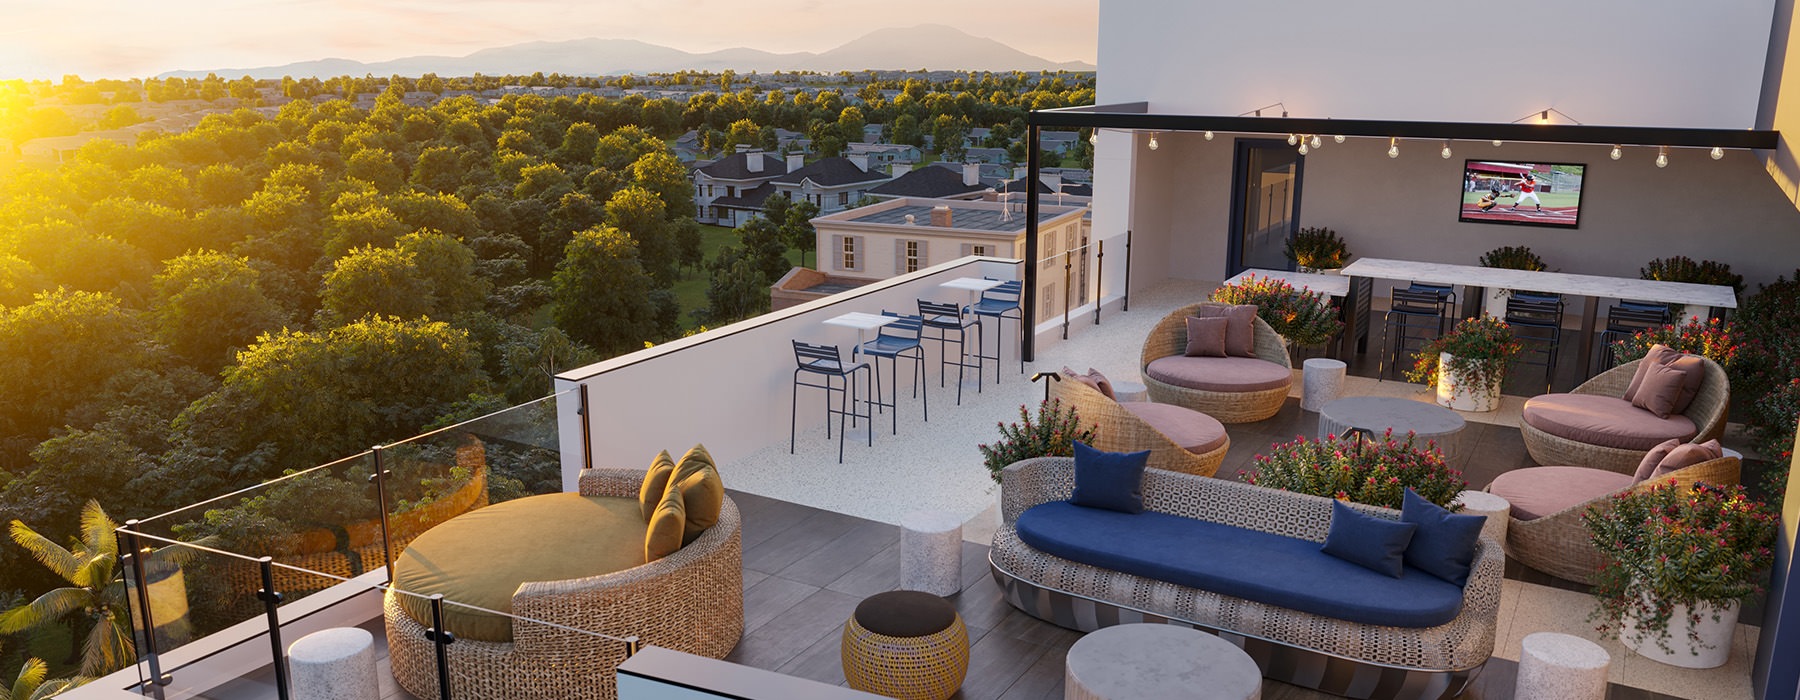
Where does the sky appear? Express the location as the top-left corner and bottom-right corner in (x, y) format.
(0, 0), (1098, 81)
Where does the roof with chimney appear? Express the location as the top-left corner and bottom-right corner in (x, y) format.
(996, 177), (1064, 195)
(867, 166), (990, 199)
(772, 157), (890, 187)
(845, 203), (1069, 232)
(695, 153), (787, 180)
(709, 182), (779, 210)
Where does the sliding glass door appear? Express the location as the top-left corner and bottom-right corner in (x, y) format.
(1227, 139), (1305, 276)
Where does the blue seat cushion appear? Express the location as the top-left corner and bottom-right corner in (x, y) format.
(1015, 501), (1467, 628)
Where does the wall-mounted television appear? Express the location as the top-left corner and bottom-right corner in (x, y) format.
(1458, 160), (1585, 229)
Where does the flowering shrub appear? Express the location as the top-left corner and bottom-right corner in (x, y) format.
(1405, 315), (1522, 394)
(978, 399), (1098, 484)
(1209, 275), (1343, 347)
(1283, 226), (1349, 269)
(1736, 272), (1800, 475)
(1585, 481), (1776, 655)
(1640, 256), (1744, 297)
(1608, 316), (1744, 372)
(1478, 245), (1546, 271)
(1240, 429), (1466, 510)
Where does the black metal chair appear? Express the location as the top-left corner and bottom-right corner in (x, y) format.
(791, 340), (872, 463)
(918, 299), (982, 405)
(1505, 293), (1565, 393)
(969, 279), (1024, 382)
(1379, 287), (1450, 380)
(1407, 282), (1458, 333)
(859, 312), (927, 434)
(1594, 302), (1671, 373)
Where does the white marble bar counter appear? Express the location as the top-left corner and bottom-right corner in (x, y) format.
(1224, 268), (1350, 298)
(1339, 258), (1738, 310)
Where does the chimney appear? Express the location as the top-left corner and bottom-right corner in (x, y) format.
(930, 205), (953, 228)
(1011, 166), (1026, 180)
(963, 162), (981, 187)
(891, 163), (912, 177)
(848, 154), (869, 172)
(904, 214), (916, 225)
(786, 154), (804, 174)
(1043, 173), (1062, 194)
(745, 152), (763, 173)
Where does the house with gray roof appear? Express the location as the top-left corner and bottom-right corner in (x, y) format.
(770, 155), (892, 215)
(692, 151), (787, 227)
(867, 163), (990, 201)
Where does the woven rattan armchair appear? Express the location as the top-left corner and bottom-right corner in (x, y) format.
(1048, 371), (1228, 476)
(1520, 356), (1729, 474)
(385, 467), (743, 700)
(1496, 456), (1740, 584)
(1140, 303), (1294, 423)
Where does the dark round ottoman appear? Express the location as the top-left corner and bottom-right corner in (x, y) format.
(840, 590), (969, 700)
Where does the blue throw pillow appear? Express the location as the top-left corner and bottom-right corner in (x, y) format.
(1068, 441), (1150, 514)
(1400, 489), (1487, 586)
(1321, 500), (1417, 578)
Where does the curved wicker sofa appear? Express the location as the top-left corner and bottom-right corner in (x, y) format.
(1520, 357), (1728, 474)
(990, 457), (1501, 700)
(1141, 303), (1294, 423)
(385, 467), (743, 700)
(1048, 371), (1228, 476)
(1493, 455), (1739, 584)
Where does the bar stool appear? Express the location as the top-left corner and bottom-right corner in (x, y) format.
(859, 312), (927, 434)
(917, 299), (982, 405)
(1407, 282), (1457, 333)
(1506, 293), (1565, 393)
(1379, 287), (1449, 380)
(968, 279), (1023, 382)
(1593, 302), (1669, 373)
(791, 340), (872, 463)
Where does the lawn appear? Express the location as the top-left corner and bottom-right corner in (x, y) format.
(669, 223), (808, 329)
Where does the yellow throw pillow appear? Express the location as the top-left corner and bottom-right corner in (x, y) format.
(638, 450), (677, 522)
(645, 482), (686, 562)
(669, 443), (725, 545)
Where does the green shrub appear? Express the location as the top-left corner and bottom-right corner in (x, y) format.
(1209, 275), (1343, 346)
(1242, 430), (1466, 510)
(1477, 245), (1545, 271)
(1283, 226), (1349, 269)
(1640, 256), (1744, 297)
(978, 399), (1098, 484)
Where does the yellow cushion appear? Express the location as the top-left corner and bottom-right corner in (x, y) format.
(639, 450), (677, 521)
(645, 480), (686, 562)
(392, 493), (646, 643)
(669, 444), (725, 545)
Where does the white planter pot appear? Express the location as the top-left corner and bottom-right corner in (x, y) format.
(1436, 352), (1501, 412)
(1621, 598), (1739, 669)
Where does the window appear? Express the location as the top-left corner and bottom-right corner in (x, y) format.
(1042, 231), (1059, 269)
(832, 235), (863, 272)
(960, 243), (991, 258)
(839, 192), (850, 206)
(707, 185), (715, 197)
(898, 239), (925, 273)
(727, 186), (736, 197)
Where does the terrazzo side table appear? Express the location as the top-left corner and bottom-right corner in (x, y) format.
(1064, 624), (1260, 700)
(1301, 358), (1347, 412)
(901, 510), (963, 596)
(1110, 380), (1148, 403)
(1517, 632), (1610, 700)
(1454, 490), (1511, 544)
(288, 627), (379, 700)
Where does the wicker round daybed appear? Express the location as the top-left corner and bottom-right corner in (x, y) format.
(1140, 302), (1294, 424)
(384, 466), (743, 700)
(1519, 356), (1728, 474)
(1049, 370), (1228, 476)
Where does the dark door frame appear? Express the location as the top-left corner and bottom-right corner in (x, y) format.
(1224, 137), (1306, 278)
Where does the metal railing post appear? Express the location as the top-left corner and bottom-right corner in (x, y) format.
(426, 594), (457, 699)
(256, 557), (291, 700)
(1122, 229), (1133, 312)
(119, 523), (169, 688)
(1061, 250), (1073, 340)
(578, 383), (593, 471)
(368, 445), (396, 582)
(1094, 240), (1104, 326)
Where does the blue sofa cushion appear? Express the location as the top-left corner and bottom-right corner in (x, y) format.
(1321, 500), (1417, 578)
(1400, 489), (1487, 586)
(1069, 441), (1149, 514)
(1016, 501), (1466, 628)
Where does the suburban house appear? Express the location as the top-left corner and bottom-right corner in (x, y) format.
(769, 155), (891, 214)
(862, 123), (885, 143)
(691, 151), (787, 226)
(845, 142), (922, 166)
(866, 163), (991, 201)
(963, 146), (1010, 164)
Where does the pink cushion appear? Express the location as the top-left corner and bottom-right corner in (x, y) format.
(1189, 304), (1258, 358)
(1521, 393), (1697, 451)
(1650, 439), (1723, 480)
(1622, 345), (1705, 415)
(1184, 317), (1229, 357)
(1631, 439), (1683, 483)
(1062, 367), (1114, 400)
(1488, 466), (1635, 521)
(1119, 401), (1228, 455)
(1629, 362), (1686, 418)
(1145, 356), (1293, 393)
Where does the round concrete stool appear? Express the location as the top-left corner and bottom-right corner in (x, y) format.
(1301, 358), (1347, 412)
(1517, 632), (1610, 700)
(842, 590), (969, 700)
(901, 510), (962, 596)
(1065, 624), (1260, 700)
(1454, 489), (1511, 544)
(288, 627), (379, 700)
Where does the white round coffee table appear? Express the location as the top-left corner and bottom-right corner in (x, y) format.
(1064, 624), (1260, 700)
(1317, 396), (1466, 460)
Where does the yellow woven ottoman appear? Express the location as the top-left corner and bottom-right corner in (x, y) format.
(841, 590), (969, 700)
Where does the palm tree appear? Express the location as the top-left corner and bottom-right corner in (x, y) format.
(2, 657), (88, 700)
(0, 500), (134, 677)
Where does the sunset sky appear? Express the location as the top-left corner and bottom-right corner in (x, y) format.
(0, 0), (1098, 81)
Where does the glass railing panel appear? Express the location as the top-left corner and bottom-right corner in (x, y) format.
(375, 591), (635, 700)
(123, 451), (375, 544)
(116, 539), (276, 680)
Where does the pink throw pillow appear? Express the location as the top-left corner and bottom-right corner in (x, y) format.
(1649, 439), (1724, 480)
(1631, 439), (1683, 483)
(1629, 362), (1687, 418)
(1184, 316), (1229, 357)
(1190, 304), (1258, 357)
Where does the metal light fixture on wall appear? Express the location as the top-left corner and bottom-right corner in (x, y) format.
(1655, 146), (1669, 168)
(1387, 137), (1399, 159)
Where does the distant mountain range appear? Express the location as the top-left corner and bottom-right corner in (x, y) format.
(157, 25), (1095, 80)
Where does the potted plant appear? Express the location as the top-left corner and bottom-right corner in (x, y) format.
(1585, 481), (1775, 668)
(1640, 256), (1744, 319)
(1241, 429), (1466, 510)
(1477, 245), (1548, 317)
(1284, 226), (1350, 273)
(1405, 316), (1521, 412)
(978, 398), (1098, 484)
(1209, 275), (1344, 348)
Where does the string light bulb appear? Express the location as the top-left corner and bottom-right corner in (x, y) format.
(1309, 135), (1323, 149)
(1333, 134), (1345, 143)
(1655, 146), (1669, 168)
(1440, 141), (1453, 159)
(1088, 131), (1097, 145)
(1203, 130), (1214, 141)
(1710, 146), (1725, 160)
(1297, 141), (1309, 155)
(1287, 133), (1299, 146)
(1610, 145), (1622, 161)
(1387, 138), (1399, 158)
(1492, 140), (1504, 147)
(1147, 133), (1159, 151)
